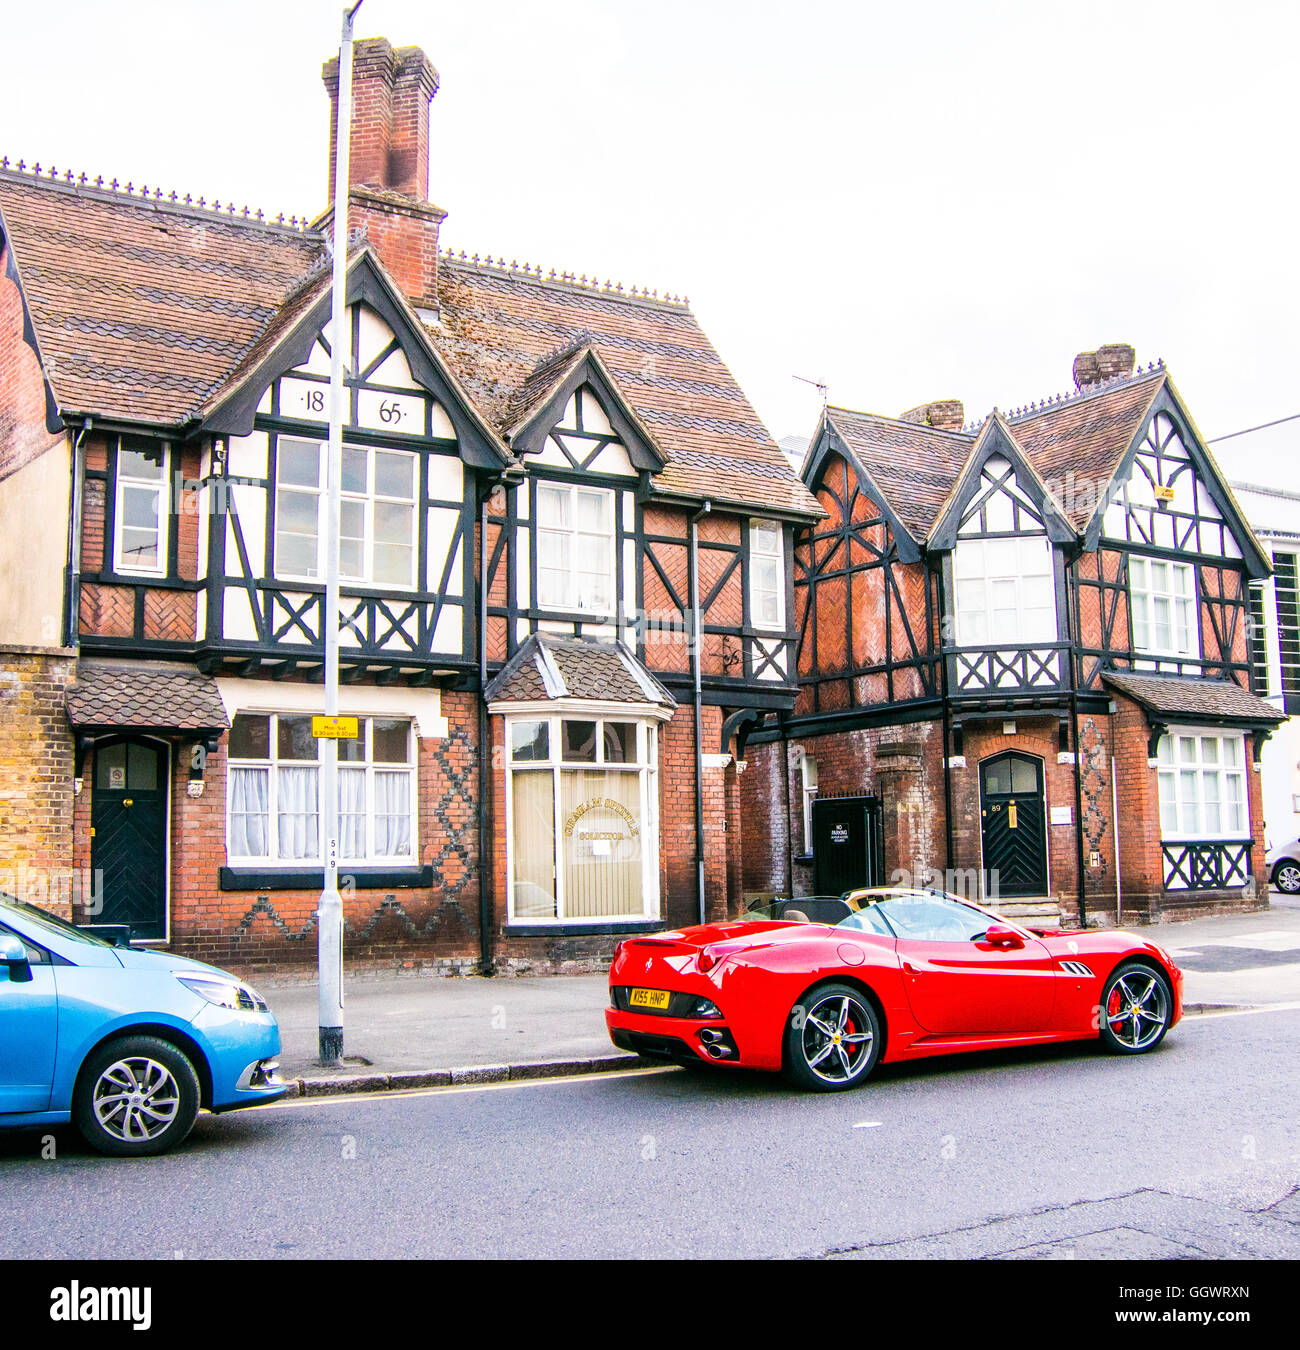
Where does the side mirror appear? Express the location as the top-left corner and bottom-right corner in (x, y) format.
(982, 923), (1025, 949)
(0, 932), (33, 983)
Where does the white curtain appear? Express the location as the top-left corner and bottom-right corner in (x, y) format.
(339, 768), (367, 859)
(228, 767), (269, 857)
(276, 766), (319, 860)
(373, 770), (412, 858)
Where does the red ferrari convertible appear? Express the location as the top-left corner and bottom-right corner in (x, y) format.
(606, 889), (1183, 1091)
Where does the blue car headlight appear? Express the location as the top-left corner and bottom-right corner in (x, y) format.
(177, 975), (269, 1013)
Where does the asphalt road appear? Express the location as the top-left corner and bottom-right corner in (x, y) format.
(4, 1005), (1298, 1260)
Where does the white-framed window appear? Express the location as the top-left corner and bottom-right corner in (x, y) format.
(507, 713), (660, 923)
(226, 712), (417, 865)
(274, 437), (418, 588)
(953, 536), (1056, 645)
(749, 520), (785, 630)
(1156, 730), (1248, 839)
(114, 439), (169, 575)
(1129, 556), (1198, 658)
(800, 751), (818, 853)
(536, 482), (615, 613)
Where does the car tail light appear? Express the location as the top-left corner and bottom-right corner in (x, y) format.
(698, 947), (719, 973)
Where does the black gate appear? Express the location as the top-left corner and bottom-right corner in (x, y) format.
(812, 796), (882, 896)
(979, 752), (1048, 899)
(90, 738), (169, 941)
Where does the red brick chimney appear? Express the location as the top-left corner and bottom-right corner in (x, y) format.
(319, 37), (446, 309)
(1073, 343), (1136, 390)
(900, 399), (965, 432)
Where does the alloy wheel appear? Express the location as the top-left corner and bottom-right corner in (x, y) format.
(91, 1056), (183, 1144)
(1105, 969), (1170, 1051)
(800, 992), (874, 1084)
(1274, 862), (1300, 895)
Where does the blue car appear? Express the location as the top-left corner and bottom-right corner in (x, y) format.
(0, 896), (285, 1156)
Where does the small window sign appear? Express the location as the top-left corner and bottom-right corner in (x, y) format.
(313, 716), (360, 740)
(108, 765), (126, 790)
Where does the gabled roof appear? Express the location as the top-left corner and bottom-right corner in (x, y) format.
(813, 365), (1260, 556)
(819, 404), (974, 542)
(199, 247), (511, 469)
(484, 633), (675, 708)
(1007, 367), (1165, 529)
(436, 257), (819, 518)
(0, 168), (817, 519)
(1102, 671), (1285, 726)
(0, 170), (321, 426)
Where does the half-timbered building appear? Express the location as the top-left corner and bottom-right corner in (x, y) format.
(0, 36), (819, 972)
(741, 347), (1286, 925)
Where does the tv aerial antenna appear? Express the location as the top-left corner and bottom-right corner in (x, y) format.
(793, 374), (829, 407)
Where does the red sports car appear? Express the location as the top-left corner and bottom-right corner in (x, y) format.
(606, 889), (1183, 1091)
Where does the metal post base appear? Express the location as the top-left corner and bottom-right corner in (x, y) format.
(318, 1026), (343, 1066)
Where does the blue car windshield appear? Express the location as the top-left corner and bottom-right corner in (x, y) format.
(0, 896), (113, 949)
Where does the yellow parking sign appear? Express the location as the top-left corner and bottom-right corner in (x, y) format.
(312, 715), (359, 740)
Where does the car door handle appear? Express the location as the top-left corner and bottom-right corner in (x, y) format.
(903, 960), (916, 975)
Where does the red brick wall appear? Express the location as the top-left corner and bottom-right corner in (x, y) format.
(795, 449), (934, 715)
(0, 239), (58, 484)
(73, 689), (484, 972)
(737, 739), (791, 898)
(950, 719), (1079, 905)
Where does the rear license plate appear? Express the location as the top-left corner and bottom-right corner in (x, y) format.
(629, 988), (671, 1010)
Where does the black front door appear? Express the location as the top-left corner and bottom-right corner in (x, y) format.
(979, 753), (1048, 899)
(812, 796), (882, 896)
(90, 739), (169, 940)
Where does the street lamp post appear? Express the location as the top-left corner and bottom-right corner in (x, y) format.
(318, 0), (365, 1066)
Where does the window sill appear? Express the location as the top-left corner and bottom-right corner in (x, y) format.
(503, 920), (665, 938)
(219, 865), (433, 892)
(793, 852), (814, 865)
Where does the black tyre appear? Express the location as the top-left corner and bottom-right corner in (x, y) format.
(1098, 962), (1173, 1055)
(73, 1035), (201, 1157)
(1272, 859), (1300, 895)
(783, 982), (881, 1092)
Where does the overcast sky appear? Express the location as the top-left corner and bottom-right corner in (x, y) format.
(2, 0), (1296, 488)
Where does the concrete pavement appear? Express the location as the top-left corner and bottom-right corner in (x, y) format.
(259, 895), (1300, 1096)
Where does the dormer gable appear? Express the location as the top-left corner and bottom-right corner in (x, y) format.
(505, 344), (665, 477)
(928, 416), (1074, 551)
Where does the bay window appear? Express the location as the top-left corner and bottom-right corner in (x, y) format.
(227, 712), (416, 865)
(1155, 731), (1248, 839)
(1129, 556), (1197, 659)
(953, 535), (1056, 645)
(536, 482), (615, 613)
(749, 520), (785, 630)
(114, 439), (169, 575)
(507, 714), (659, 922)
(274, 437), (417, 588)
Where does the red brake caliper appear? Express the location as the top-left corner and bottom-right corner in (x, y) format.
(1107, 987), (1123, 1028)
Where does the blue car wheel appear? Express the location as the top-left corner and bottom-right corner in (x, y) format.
(73, 1035), (201, 1157)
